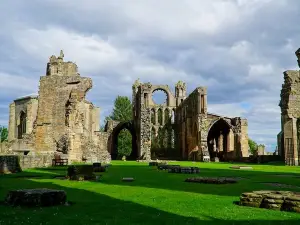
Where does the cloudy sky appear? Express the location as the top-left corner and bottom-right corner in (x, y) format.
(1, 0), (300, 152)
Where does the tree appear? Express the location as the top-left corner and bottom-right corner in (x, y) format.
(107, 96), (133, 158)
(248, 138), (258, 155)
(110, 96), (132, 121)
(0, 126), (8, 143)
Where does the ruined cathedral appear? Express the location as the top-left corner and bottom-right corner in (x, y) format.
(6, 51), (249, 163)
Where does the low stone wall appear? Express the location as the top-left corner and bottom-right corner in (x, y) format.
(19, 154), (53, 169)
(0, 142), (9, 155)
(0, 155), (21, 173)
(0, 154), (53, 173)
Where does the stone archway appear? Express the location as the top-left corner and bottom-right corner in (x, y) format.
(109, 121), (138, 160)
(207, 119), (231, 161)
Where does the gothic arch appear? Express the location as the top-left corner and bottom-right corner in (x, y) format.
(18, 111), (27, 139)
(207, 118), (232, 132)
(207, 118), (231, 161)
(108, 121), (138, 160)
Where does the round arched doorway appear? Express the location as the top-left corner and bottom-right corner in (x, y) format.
(110, 121), (138, 160)
(207, 119), (231, 161)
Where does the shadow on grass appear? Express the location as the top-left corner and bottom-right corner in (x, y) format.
(98, 164), (300, 197)
(0, 170), (299, 225)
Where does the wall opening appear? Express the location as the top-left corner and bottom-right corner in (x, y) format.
(207, 119), (231, 161)
(201, 95), (205, 113)
(110, 122), (137, 160)
(157, 108), (163, 125)
(152, 89), (168, 105)
(18, 111), (27, 139)
(151, 108), (155, 124)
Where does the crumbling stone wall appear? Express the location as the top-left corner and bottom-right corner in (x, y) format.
(0, 155), (21, 173)
(0, 154), (53, 173)
(176, 87), (248, 161)
(0, 142), (9, 155)
(6, 51), (111, 164)
(278, 48), (300, 166)
(132, 79), (248, 162)
(132, 80), (180, 160)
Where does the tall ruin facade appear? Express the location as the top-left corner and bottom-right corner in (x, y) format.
(278, 48), (300, 166)
(132, 80), (249, 161)
(5, 51), (249, 164)
(7, 51), (110, 163)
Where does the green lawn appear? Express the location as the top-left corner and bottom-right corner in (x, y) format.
(1, 161), (300, 225)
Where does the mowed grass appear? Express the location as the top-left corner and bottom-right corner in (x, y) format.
(1, 161), (300, 225)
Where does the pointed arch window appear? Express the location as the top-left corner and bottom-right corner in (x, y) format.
(18, 111), (27, 139)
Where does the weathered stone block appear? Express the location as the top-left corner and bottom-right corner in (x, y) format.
(5, 189), (66, 207)
(186, 177), (237, 184)
(0, 155), (22, 174)
(66, 165), (96, 181)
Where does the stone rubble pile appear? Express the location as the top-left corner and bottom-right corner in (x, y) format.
(168, 166), (200, 174)
(5, 188), (66, 207)
(239, 190), (300, 213)
(185, 177), (238, 184)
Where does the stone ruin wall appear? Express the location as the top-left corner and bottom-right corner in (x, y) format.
(176, 87), (207, 160)
(0, 155), (53, 174)
(176, 86), (248, 161)
(5, 51), (111, 167)
(278, 48), (300, 165)
(132, 80), (180, 160)
(132, 79), (249, 161)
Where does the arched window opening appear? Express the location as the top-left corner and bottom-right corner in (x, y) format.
(152, 89), (168, 105)
(164, 108), (170, 124)
(151, 108), (155, 124)
(163, 128), (168, 148)
(157, 108), (163, 125)
(18, 111), (27, 139)
(158, 127), (164, 148)
(171, 129), (175, 148)
(171, 109), (175, 123)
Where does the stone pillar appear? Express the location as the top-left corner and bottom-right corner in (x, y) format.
(228, 129), (234, 152)
(8, 102), (16, 141)
(282, 118), (295, 166)
(155, 109), (158, 125)
(219, 132), (223, 152)
(292, 117), (299, 165)
(162, 107), (165, 125)
(92, 107), (100, 133)
(239, 119), (249, 158)
(197, 93), (201, 114)
(26, 99), (38, 134)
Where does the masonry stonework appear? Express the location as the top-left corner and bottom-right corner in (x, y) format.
(5, 50), (249, 167)
(132, 80), (249, 161)
(6, 51), (110, 165)
(278, 48), (300, 166)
